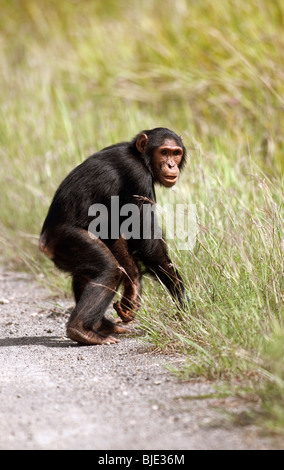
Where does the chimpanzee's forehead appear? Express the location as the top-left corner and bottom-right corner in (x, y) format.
(160, 138), (181, 148)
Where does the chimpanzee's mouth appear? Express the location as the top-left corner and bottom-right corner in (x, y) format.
(164, 175), (178, 181)
(161, 175), (178, 187)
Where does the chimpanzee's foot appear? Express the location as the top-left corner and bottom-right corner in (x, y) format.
(66, 321), (120, 345)
(97, 317), (132, 335)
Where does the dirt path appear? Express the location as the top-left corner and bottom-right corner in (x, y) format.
(0, 268), (278, 450)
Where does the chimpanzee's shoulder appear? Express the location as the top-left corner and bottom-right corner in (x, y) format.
(87, 141), (130, 160)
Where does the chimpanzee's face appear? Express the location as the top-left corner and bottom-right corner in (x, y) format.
(152, 139), (183, 187)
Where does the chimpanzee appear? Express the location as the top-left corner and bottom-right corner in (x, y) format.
(39, 127), (187, 345)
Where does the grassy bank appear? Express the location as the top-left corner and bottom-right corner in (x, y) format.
(0, 0), (283, 434)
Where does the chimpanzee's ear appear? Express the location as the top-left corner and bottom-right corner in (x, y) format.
(136, 133), (149, 153)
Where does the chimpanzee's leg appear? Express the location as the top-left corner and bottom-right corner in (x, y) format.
(43, 228), (130, 344)
(67, 273), (129, 344)
(109, 237), (142, 323)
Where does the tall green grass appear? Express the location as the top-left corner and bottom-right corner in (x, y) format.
(0, 0), (283, 434)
